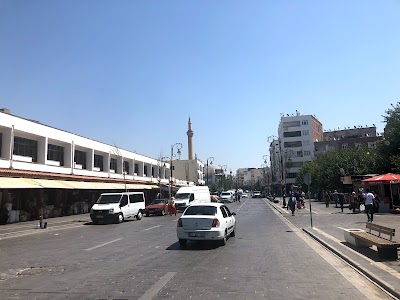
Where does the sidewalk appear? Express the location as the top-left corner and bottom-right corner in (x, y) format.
(268, 197), (400, 299)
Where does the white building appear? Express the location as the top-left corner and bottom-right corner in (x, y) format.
(0, 109), (191, 223)
(170, 159), (205, 186)
(274, 112), (323, 191)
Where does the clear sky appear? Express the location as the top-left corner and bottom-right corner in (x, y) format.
(0, 1), (399, 173)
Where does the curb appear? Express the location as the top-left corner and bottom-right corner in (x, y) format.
(303, 228), (400, 300)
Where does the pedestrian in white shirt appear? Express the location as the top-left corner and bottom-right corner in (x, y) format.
(364, 189), (375, 222)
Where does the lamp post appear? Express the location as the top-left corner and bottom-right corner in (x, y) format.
(220, 165), (227, 191)
(169, 143), (182, 201)
(206, 157), (214, 186)
(230, 169), (233, 190)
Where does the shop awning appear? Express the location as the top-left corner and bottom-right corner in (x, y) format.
(61, 181), (97, 189)
(89, 182), (125, 190)
(32, 179), (74, 189)
(126, 184), (157, 190)
(0, 177), (43, 189)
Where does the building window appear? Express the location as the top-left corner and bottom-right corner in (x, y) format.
(151, 166), (155, 177)
(286, 172), (297, 179)
(123, 161), (129, 174)
(296, 151), (303, 157)
(304, 150), (311, 156)
(302, 130), (309, 136)
(0, 133), (2, 157)
(283, 131), (301, 138)
(341, 143), (348, 149)
(94, 154), (103, 171)
(303, 140), (310, 146)
(284, 141), (302, 148)
(14, 136), (38, 162)
(74, 150), (86, 169)
(134, 163), (139, 175)
(110, 158), (117, 172)
(302, 120), (309, 125)
(354, 143), (362, 149)
(48, 144), (64, 166)
(368, 142), (376, 148)
(144, 165), (148, 176)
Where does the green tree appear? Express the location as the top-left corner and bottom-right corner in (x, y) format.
(375, 102), (400, 173)
(297, 148), (377, 191)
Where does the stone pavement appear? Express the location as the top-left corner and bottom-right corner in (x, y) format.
(268, 196), (400, 299)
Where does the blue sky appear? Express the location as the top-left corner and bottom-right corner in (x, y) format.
(0, 1), (399, 173)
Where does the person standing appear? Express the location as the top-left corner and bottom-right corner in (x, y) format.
(372, 191), (380, 213)
(288, 193), (296, 216)
(338, 192), (345, 213)
(168, 198), (177, 216)
(324, 191), (330, 208)
(350, 191), (357, 213)
(333, 190), (339, 208)
(364, 189), (375, 222)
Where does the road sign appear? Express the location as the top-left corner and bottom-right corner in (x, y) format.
(304, 173), (311, 185)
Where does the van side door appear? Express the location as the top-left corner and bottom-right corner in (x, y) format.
(129, 193), (145, 215)
(120, 195), (130, 218)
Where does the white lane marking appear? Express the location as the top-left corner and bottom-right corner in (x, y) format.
(318, 227), (400, 280)
(143, 225), (162, 231)
(139, 272), (176, 300)
(85, 238), (122, 251)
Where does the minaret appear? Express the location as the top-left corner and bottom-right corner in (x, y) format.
(187, 117), (194, 160)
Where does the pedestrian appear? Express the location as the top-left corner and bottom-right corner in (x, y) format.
(168, 198), (177, 216)
(288, 193), (296, 216)
(317, 190), (322, 202)
(372, 191), (380, 213)
(164, 199), (169, 216)
(333, 190), (339, 208)
(324, 191), (330, 208)
(358, 190), (364, 212)
(350, 191), (357, 213)
(238, 192), (241, 203)
(338, 192), (344, 212)
(364, 189), (375, 222)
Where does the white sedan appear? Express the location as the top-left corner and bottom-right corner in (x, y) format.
(177, 203), (236, 247)
(241, 193), (248, 198)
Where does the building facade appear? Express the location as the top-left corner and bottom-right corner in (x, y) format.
(276, 112), (323, 191)
(0, 110), (189, 224)
(170, 159), (205, 186)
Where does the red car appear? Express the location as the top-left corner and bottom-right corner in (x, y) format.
(144, 199), (168, 217)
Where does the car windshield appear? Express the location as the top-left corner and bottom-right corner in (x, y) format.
(96, 195), (121, 204)
(184, 206), (217, 216)
(221, 192), (231, 196)
(151, 199), (165, 205)
(175, 193), (190, 199)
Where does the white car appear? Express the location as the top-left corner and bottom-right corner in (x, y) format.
(176, 203), (236, 247)
(241, 193), (248, 198)
(219, 191), (234, 203)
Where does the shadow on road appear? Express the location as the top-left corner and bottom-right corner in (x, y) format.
(166, 240), (221, 251)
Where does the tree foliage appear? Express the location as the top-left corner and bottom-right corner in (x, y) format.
(375, 102), (400, 173)
(297, 148), (377, 192)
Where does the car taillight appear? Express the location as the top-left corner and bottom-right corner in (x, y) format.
(177, 218), (183, 227)
(211, 218), (220, 227)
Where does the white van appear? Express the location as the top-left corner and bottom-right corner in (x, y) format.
(90, 192), (145, 224)
(174, 186), (211, 211)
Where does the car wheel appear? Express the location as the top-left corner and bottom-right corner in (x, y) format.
(145, 212), (150, 217)
(179, 239), (187, 247)
(117, 213), (124, 224)
(230, 226), (236, 237)
(92, 220), (99, 225)
(136, 211), (143, 220)
(220, 232), (227, 246)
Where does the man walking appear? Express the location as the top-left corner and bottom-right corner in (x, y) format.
(338, 192), (345, 213)
(364, 189), (375, 222)
(333, 190), (339, 208)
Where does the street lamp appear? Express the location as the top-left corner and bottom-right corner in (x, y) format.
(219, 165), (227, 191)
(206, 157), (214, 186)
(169, 143), (182, 201)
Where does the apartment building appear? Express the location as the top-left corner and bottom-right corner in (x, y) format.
(276, 112), (323, 190)
(170, 159), (205, 186)
(315, 126), (382, 154)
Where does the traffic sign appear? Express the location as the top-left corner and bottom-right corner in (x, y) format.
(304, 173), (311, 185)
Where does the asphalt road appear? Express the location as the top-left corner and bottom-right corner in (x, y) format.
(0, 198), (392, 299)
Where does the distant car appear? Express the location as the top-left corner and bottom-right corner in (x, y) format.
(241, 193), (248, 198)
(144, 198), (168, 216)
(176, 203), (236, 247)
(252, 191), (261, 198)
(219, 191), (234, 203)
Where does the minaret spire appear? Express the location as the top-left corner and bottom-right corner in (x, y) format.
(187, 117), (194, 160)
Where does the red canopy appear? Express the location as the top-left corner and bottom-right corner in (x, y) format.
(362, 173), (400, 184)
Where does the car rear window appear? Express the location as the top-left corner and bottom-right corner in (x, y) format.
(184, 206), (217, 216)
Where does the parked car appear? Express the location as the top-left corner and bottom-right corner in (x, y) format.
(176, 203), (236, 247)
(144, 198), (168, 216)
(252, 191), (262, 198)
(90, 192), (145, 224)
(241, 193), (248, 198)
(219, 191), (234, 203)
